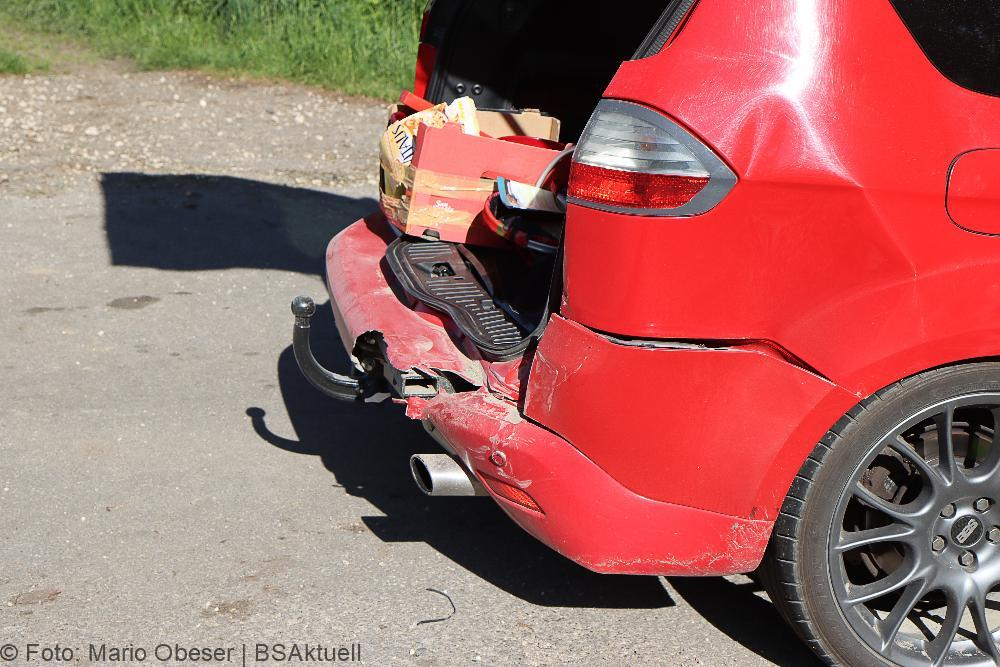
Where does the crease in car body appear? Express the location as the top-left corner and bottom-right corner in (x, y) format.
(288, 1), (1000, 664)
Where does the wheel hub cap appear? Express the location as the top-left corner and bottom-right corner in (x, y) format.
(952, 513), (986, 549)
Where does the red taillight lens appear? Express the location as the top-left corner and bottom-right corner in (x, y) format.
(569, 163), (709, 210)
(568, 100), (735, 216)
(481, 474), (543, 513)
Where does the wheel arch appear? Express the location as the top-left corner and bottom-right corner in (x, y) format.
(755, 353), (1000, 529)
(758, 358), (1000, 665)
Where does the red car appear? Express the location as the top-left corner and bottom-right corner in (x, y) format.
(291, 2), (1000, 664)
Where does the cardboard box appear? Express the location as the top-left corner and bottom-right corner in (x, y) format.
(476, 108), (560, 142)
(379, 107), (562, 246)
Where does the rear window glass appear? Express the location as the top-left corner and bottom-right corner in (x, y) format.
(890, 0), (1000, 97)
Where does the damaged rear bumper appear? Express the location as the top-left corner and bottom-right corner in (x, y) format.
(422, 391), (775, 575)
(300, 214), (781, 576)
(323, 213), (487, 399)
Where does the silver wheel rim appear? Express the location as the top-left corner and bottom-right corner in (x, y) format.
(830, 394), (1000, 666)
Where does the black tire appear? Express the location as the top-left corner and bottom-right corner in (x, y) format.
(760, 362), (1000, 667)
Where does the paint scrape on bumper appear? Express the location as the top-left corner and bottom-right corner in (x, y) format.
(423, 390), (774, 576)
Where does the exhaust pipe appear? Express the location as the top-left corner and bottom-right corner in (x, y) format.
(410, 454), (487, 497)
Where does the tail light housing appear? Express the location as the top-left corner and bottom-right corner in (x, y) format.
(568, 100), (736, 216)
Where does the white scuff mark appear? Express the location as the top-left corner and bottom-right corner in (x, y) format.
(593, 520), (772, 575)
(536, 350), (586, 416)
(497, 402), (523, 425)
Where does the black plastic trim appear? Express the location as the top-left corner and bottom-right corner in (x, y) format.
(631, 0), (698, 60)
(385, 239), (531, 361)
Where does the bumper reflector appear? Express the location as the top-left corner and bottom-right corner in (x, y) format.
(481, 474), (543, 513)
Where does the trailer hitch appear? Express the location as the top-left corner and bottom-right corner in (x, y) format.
(290, 296), (381, 402)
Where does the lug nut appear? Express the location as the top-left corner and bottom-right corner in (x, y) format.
(932, 535), (946, 552)
(975, 498), (992, 512)
(960, 551), (976, 567)
(989, 527), (1000, 544)
(941, 504), (956, 518)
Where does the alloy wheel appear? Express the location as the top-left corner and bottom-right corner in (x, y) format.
(831, 395), (1000, 666)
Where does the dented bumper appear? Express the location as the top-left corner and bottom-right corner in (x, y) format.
(314, 215), (852, 576)
(324, 214), (487, 397)
(421, 391), (774, 575)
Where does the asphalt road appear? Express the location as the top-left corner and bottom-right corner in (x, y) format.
(0, 58), (820, 666)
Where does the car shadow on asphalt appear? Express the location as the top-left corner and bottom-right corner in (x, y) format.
(668, 577), (821, 665)
(102, 172), (818, 663)
(249, 326), (818, 663)
(246, 300), (673, 611)
(102, 172), (376, 274)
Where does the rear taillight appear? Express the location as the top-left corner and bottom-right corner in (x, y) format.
(568, 100), (736, 216)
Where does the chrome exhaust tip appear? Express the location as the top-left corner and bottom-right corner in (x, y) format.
(410, 454), (487, 497)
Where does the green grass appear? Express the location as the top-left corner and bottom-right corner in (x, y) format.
(0, 43), (49, 74)
(0, 46), (29, 73)
(0, 0), (425, 98)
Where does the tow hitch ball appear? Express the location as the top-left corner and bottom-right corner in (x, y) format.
(290, 296), (378, 402)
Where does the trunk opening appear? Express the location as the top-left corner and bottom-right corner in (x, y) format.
(422, 0), (668, 141)
(384, 1), (677, 366)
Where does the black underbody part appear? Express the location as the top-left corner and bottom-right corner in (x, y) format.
(385, 238), (554, 360)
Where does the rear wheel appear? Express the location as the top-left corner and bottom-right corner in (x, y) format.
(761, 363), (1000, 666)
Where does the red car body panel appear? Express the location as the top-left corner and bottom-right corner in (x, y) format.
(412, 43), (436, 100)
(319, 0), (1000, 576)
(523, 314), (858, 519)
(327, 217), (773, 574)
(564, 0), (1000, 400)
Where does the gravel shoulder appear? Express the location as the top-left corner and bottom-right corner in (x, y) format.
(0, 50), (817, 666)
